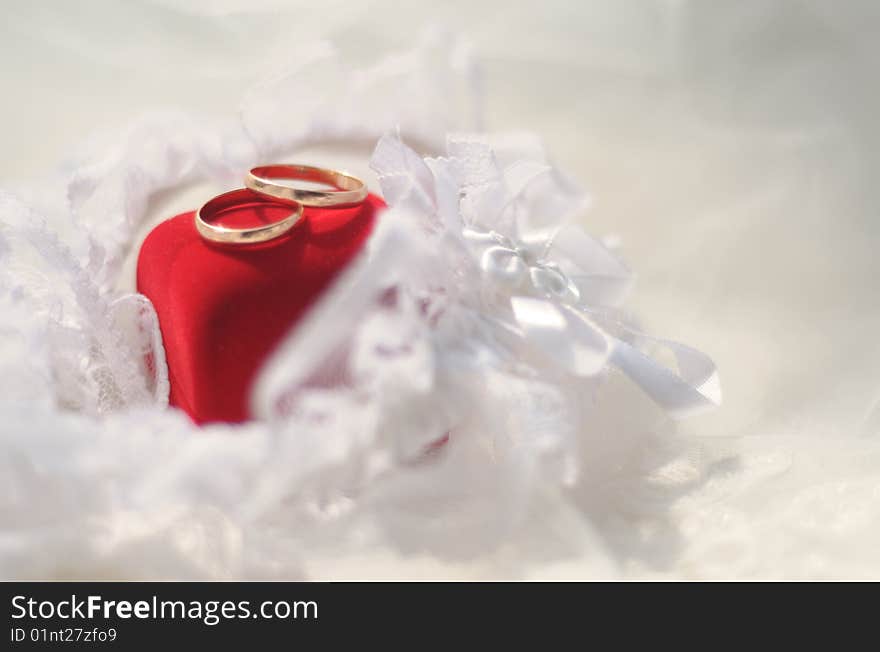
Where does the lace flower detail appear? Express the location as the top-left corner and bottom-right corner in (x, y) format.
(369, 132), (722, 416)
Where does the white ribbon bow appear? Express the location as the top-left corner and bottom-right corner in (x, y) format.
(462, 224), (720, 418)
(463, 228), (582, 304)
(371, 133), (722, 418)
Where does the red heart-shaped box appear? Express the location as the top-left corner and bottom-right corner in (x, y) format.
(137, 194), (382, 424)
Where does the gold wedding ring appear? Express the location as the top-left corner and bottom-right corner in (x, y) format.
(195, 188), (304, 244)
(245, 164), (368, 207)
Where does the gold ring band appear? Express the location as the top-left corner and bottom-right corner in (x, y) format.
(245, 164), (368, 207)
(195, 188), (304, 244)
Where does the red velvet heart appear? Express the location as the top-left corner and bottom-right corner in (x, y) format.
(137, 194), (382, 424)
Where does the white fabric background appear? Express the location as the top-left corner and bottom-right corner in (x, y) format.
(2, 0), (879, 579)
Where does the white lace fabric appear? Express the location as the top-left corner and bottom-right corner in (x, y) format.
(2, 24), (873, 580)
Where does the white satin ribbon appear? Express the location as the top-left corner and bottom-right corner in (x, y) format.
(609, 334), (721, 418)
(464, 225), (721, 417)
(510, 297), (609, 376)
(463, 228), (582, 304)
(371, 133), (721, 417)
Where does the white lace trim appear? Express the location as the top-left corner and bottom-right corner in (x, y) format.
(0, 33), (732, 579)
